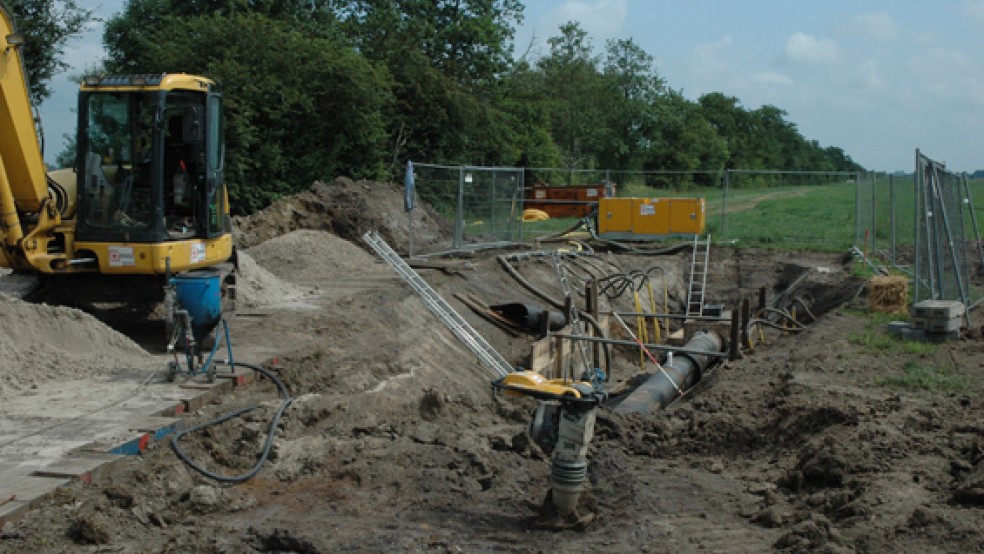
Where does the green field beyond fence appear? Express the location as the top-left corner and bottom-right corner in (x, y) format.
(525, 177), (984, 253)
(411, 163), (984, 256)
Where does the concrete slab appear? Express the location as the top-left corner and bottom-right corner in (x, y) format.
(0, 360), (256, 527)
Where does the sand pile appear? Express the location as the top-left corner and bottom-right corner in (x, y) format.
(246, 229), (384, 284)
(0, 295), (154, 401)
(234, 251), (312, 309)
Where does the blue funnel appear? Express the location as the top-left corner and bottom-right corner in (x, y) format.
(172, 270), (222, 340)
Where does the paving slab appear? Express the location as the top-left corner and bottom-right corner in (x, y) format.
(0, 362), (256, 526)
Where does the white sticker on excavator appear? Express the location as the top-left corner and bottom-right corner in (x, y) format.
(108, 246), (135, 267)
(191, 243), (206, 264)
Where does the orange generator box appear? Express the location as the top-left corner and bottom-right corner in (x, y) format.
(596, 197), (706, 238)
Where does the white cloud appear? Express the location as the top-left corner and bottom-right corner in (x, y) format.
(691, 34), (733, 72)
(908, 48), (983, 107)
(751, 71), (793, 87)
(553, 0), (628, 39)
(850, 59), (885, 90)
(964, 0), (984, 24)
(844, 12), (899, 42)
(784, 32), (840, 64)
(910, 47), (974, 75)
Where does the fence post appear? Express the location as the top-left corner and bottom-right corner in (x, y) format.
(854, 172), (861, 246)
(722, 169), (730, 236)
(518, 169), (526, 244)
(889, 174), (896, 266)
(454, 167), (465, 249)
(491, 168), (497, 237)
(870, 172), (877, 255)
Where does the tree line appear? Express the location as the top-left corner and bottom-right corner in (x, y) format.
(9, 0), (863, 214)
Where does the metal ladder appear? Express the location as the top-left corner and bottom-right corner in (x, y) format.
(686, 234), (711, 318)
(362, 231), (513, 378)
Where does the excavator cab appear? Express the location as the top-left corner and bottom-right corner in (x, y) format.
(75, 74), (227, 246)
(2, 5), (234, 303)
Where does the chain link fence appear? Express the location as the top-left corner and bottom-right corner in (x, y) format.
(406, 161), (981, 264)
(853, 172), (918, 266)
(410, 163), (524, 254)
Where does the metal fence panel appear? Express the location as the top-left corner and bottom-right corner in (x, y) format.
(913, 151), (975, 306)
(410, 163), (524, 254)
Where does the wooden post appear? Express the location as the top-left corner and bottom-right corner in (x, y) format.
(729, 306), (740, 361)
(539, 309), (551, 340)
(554, 335), (565, 380)
(740, 297), (753, 352)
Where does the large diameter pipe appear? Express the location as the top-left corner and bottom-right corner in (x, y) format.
(613, 331), (723, 414)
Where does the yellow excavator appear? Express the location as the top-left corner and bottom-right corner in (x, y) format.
(0, 5), (235, 308)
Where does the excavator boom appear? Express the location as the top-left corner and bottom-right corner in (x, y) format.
(0, 5), (48, 213)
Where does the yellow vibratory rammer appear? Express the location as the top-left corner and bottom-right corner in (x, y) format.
(493, 369), (606, 521)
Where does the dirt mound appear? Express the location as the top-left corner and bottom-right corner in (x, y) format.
(234, 251), (313, 309)
(233, 177), (451, 254)
(0, 295), (153, 402)
(245, 229), (383, 285)
(4, 241), (983, 552)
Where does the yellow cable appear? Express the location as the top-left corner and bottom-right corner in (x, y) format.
(663, 279), (669, 339)
(634, 291), (646, 372)
(647, 280), (660, 343)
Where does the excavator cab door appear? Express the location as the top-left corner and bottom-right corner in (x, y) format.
(203, 93), (226, 239)
(76, 91), (161, 241)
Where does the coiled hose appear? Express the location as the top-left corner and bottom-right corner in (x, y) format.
(170, 361), (293, 483)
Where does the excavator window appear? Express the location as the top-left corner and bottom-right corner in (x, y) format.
(75, 84), (224, 244)
(80, 92), (155, 231)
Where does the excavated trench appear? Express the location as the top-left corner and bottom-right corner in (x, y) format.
(3, 182), (981, 553)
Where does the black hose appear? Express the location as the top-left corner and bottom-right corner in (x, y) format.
(170, 361), (293, 483)
(496, 254), (613, 375)
(533, 216), (593, 241)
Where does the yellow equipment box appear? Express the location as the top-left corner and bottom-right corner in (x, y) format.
(597, 197), (705, 238)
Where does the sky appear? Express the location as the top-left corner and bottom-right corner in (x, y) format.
(38, 0), (984, 173)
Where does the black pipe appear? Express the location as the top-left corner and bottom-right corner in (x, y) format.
(496, 254), (612, 375)
(549, 332), (727, 358)
(612, 331), (724, 414)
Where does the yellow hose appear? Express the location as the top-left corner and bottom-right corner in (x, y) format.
(634, 291), (647, 372)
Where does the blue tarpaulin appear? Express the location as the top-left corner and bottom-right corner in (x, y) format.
(404, 160), (414, 212)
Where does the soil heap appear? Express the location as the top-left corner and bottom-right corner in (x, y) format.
(0, 295), (154, 402)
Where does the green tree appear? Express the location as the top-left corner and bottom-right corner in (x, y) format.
(644, 89), (727, 188)
(4, 0), (93, 104)
(332, 0), (524, 170)
(499, 60), (562, 170)
(598, 37), (664, 171)
(103, 2), (391, 212)
(537, 21), (607, 168)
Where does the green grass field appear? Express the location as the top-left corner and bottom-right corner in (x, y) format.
(511, 177), (984, 252)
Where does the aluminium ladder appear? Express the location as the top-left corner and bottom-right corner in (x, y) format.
(686, 234), (711, 318)
(362, 231), (513, 378)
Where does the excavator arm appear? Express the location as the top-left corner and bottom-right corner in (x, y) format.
(0, 5), (61, 270)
